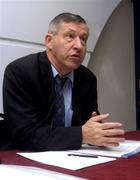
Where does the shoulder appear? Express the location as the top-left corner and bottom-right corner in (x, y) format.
(4, 51), (46, 76)
(5, 52), (39, 71)
(4, 52), (42, 84)
(74, 65), (97, 82)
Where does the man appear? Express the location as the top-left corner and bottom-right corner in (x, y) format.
(3, 13), (125, 151)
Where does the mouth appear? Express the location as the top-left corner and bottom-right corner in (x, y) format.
(70, 54), (81, 60)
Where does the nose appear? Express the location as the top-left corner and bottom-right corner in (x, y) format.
(73, 37), (83, 49)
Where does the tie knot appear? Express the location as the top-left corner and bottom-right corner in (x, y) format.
(55, 75), (68, 88)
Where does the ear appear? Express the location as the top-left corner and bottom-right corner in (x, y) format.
(44, 33), (53, 49)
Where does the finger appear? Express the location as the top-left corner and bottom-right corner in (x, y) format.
(101, 137), (125, 147)
(102, 122), (123, 130)
(102, 128), (125, 137)
(103, 136), (125, 144)
(92, 113), (109, 122)
(101, 142), (120, 147)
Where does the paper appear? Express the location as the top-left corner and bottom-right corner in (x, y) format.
(0, 164), (87, 180)
(72, 140), (140, 158)
(17, 151), (116, 170)
(17, 140), (140, 171)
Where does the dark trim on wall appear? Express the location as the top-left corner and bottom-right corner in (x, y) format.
(133, 0), (140, 129)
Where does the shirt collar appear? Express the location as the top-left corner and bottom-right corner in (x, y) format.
(51, 64), (74, 85)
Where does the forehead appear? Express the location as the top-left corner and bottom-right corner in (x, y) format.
(58, 22), (89, 36)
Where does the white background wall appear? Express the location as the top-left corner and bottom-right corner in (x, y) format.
(0, 0), (121, 51)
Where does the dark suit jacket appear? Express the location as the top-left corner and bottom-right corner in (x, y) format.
(3, 51), (99, 151)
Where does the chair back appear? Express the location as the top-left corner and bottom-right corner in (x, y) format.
(0, 113), (12, 150)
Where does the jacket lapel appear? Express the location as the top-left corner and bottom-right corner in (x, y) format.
(38, 51), (55, 117)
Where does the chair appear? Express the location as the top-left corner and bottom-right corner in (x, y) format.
(0, 113), (12, 150)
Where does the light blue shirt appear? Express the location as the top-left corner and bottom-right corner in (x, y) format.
(51, 65), (73, 127)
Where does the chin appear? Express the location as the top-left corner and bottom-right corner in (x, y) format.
(68, 63), (81, 70)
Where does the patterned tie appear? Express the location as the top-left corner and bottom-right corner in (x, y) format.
(52, 75), (68, 127)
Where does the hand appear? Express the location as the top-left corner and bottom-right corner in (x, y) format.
(82, 113), (125, 147)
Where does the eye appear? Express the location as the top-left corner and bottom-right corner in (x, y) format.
(80, 36), (88, 44)
(65, 33), (75, 41)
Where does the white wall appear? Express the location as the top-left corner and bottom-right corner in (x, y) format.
(88, 0), (136, 130)
(0, 0), (121, 113)
(0, 0), (121, 51)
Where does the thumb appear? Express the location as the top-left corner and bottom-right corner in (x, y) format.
(91, 111), (97, 117)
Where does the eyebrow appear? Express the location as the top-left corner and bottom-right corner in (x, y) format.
(65, 28), (88, 36)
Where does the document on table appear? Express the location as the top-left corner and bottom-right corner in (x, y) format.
(0, 164), (87, 180)
(75, 140), (140, 158)
(17, 140), (140, 170)
(17, 151), (116, 170)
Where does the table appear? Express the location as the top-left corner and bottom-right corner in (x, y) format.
(0, 131), (140, 180)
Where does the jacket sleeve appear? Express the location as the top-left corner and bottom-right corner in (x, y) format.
(3, 60), (82, 151)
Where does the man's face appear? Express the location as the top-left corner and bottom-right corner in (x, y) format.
(46, 22), (89, 75)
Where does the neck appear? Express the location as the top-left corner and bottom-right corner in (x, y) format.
(46, 51), (72, 75)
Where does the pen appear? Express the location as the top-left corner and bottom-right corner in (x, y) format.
(68, 154), (98, 158)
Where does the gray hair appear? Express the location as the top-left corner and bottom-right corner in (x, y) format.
(48, 12), (88, 34)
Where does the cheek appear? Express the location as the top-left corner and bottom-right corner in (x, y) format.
(52, 43), (68, 60)
(51, 41), (60, 52)
(53, 39), (64, 50)
(53, 45), (64, 55)
(55, 43), (69, 55)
